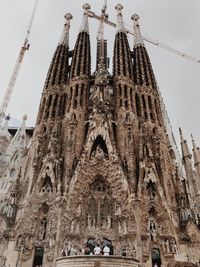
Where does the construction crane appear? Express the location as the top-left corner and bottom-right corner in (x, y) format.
(0, 0), (39, 127)
(87, 9), (200, 63)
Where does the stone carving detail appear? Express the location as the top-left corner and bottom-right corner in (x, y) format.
(1, 7), (200, 267)
(169, 238), (178, 254)
(149, 219), (157, 241)
(86, 178), (113, 230)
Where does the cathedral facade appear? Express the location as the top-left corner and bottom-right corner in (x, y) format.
(0, 3), (200, 267)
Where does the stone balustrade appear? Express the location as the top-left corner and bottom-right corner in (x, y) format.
(56, 255), (139, 267)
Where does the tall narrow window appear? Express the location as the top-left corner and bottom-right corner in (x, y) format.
(45, 95), (52, 119)
(154, 99), (162, 126)
(75, 84), (79, 97)
(124, 85), (128, 98)
(135, 93), (140, 117)
(51, 94), (58, 117)
(32, 247), (44, 267)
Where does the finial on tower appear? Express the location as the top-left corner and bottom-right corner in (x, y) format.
(59, 12), (73, 46)
(115, 3), (123, 13)
(5, 114), (10, 121)
(115, 3), (126, 33)
(80, 3), (91, 33)
(65, 12), (73, 21)
(22, 114), (27, 121)
(131, 13), (144, 47)
(83, 3), (91, 12)
(179, 127), (185, 143)
(191, 134), (197, 148)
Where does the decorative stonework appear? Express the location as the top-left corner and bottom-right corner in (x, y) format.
(0, 3), (200, 267)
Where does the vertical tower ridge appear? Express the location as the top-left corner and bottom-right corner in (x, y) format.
(79, 3), (91, 33)
(36, 14), (73, 125)
(44, 13), (72, 90)
(132, 14), (157, 90)
(70, 4), (91, 79)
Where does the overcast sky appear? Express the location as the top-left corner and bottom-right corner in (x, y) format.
(0, 0), (200, 150)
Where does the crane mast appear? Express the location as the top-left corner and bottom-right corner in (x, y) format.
(0, 0), (39, 127)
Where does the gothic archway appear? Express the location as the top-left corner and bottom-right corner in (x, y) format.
(90, 135), (108, 157)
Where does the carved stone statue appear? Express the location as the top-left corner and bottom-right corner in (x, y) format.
(169, 238), (178, 254)
(149, 219), (157, 241)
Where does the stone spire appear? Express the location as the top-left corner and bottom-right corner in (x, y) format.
(191, 135), (200, 189)
(79, 3), (90, 33)
(113, 4), (133, 79)
(131, 14), (144, 47)
(44, 13), (73, 90)
(96, 2), (108, 69)
(179, 128), (192, 161)
(0, 114), (10, 139)
(131, 14), (157, 89)
(36, 14), (72, 125)
(191, 134), (200, 167)
(7, 114), (27, 155)
(59, 13), (73, 46)
(115, 3), (126, 33)
(70, 3), (91, 78)
(179, 128), (199, 206)
(0, 115), (11, 166)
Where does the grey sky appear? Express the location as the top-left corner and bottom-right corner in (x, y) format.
(0, 0), (200, 149)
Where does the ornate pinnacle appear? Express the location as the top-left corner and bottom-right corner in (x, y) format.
(131, 13), (144, 47)
(191, 134), (197, 149)
(5, 114), (10, 121)
(22, 114), (27, 121)
(115, 3), (123, 13)
(80, 3), (91, 33)
(83, 3), (91, 12)
(64, 13), (73, 21)
(115, 3), (126, 33)
(131, 13), (140, 22)
(59, 12), (73, 46)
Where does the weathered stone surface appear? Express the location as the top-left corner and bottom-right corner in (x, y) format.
(0, 4), (200, 267)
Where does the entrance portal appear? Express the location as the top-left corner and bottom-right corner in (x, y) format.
(151, 248), (161, 267)
(32, 247), (44, 267)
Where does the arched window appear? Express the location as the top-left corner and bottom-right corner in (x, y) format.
(41, 176), (53, 194)
(90, 135), (108, 158)
(146, 180), (156, 198)
(135, 93), (140, 117)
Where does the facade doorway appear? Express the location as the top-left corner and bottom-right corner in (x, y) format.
(32, 247), (44, 267)
(151, 248), (161, 267)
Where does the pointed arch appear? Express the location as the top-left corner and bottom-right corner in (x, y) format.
(40, 175), (53, 193)
(90, 135), (108, 157)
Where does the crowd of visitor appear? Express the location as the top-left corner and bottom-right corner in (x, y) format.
(61, 241), (128, 257)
